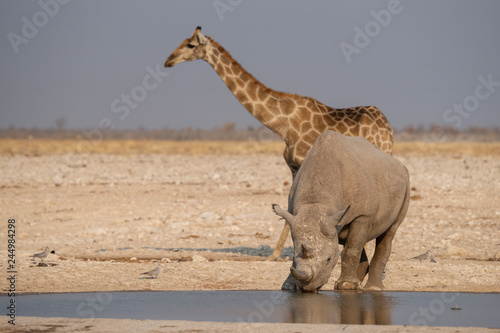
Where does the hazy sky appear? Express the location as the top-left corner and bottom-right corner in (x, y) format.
(1, 0), (499, 131)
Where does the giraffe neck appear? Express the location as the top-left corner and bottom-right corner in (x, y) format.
(203, 38), (300, 138)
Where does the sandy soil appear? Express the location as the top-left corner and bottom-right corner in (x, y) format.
(3, 317), (498, 333)
(0, 145), (499, 330)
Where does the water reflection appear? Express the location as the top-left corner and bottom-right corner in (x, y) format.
(11, 291), (500, 327)
(285, 291), (393, 325)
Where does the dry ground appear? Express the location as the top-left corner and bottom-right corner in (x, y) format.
(1, 140), (499, 332)
(0, 140), (498, 295)
(3, 318), (497, 333)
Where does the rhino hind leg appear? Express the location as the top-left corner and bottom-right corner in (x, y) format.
(364, 190), (409, 291)
(363, 225), (399, 290)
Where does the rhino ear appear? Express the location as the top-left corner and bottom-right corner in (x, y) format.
(321, 206), (351, 238)
(272, 204), (295, 227)
(336, 205), (351, 230)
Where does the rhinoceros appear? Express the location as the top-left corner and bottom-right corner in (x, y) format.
(272, 131), (410, 292)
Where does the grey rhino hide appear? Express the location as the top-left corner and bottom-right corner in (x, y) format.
(272, 130), (410, 292)
(272, 204), (350, 292)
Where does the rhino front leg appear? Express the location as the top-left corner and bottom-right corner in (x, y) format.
(357, 247), (369, 283)
(336, 221), (369, 290)
(336, 247), (362, 290)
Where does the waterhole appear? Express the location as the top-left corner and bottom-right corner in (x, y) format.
(7, 291), (499, 328)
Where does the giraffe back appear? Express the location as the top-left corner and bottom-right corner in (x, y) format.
(285, 98), (393, 176)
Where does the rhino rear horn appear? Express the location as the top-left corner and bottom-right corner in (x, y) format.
(301, 244), (314, 259)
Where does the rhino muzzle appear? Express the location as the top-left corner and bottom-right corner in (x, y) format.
(291, 264), (314, 284)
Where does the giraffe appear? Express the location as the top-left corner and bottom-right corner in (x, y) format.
(165, 27), (394, 268)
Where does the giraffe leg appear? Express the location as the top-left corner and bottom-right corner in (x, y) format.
(266, 222), (290, 261)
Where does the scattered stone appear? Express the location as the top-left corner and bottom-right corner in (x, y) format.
(3, 152), (500, 293)
(446, 246), (468, 258)
(192, 255), (208, 262)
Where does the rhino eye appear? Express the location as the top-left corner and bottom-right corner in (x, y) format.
(327, 257), (331, 262)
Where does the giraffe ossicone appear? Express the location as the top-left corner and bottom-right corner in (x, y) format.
(165, 27), (394, 261)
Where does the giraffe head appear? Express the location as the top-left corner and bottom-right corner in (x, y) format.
(165, 26), (208, 68)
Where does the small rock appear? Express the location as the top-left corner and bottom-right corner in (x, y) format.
(199, 212), (220, 220)
(192, 255), (208, 262)
(446, 246), (468, 258)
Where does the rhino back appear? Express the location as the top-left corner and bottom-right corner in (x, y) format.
(290, 131), (409, 224)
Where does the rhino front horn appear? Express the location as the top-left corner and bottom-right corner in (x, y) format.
(291, 264), (313, 283)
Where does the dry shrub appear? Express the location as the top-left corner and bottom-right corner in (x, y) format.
(394, 142), (500, 156)
(0, 139), (498, 157)
(0, 139), (284, 155)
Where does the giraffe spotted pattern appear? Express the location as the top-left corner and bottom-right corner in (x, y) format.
(165, 27), (393, 177)
(165, 27), (395, 261)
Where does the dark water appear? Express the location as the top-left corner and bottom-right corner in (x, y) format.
(5, 291), (499, 327)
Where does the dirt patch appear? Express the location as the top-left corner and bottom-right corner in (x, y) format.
(1, 142), (499, 294)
